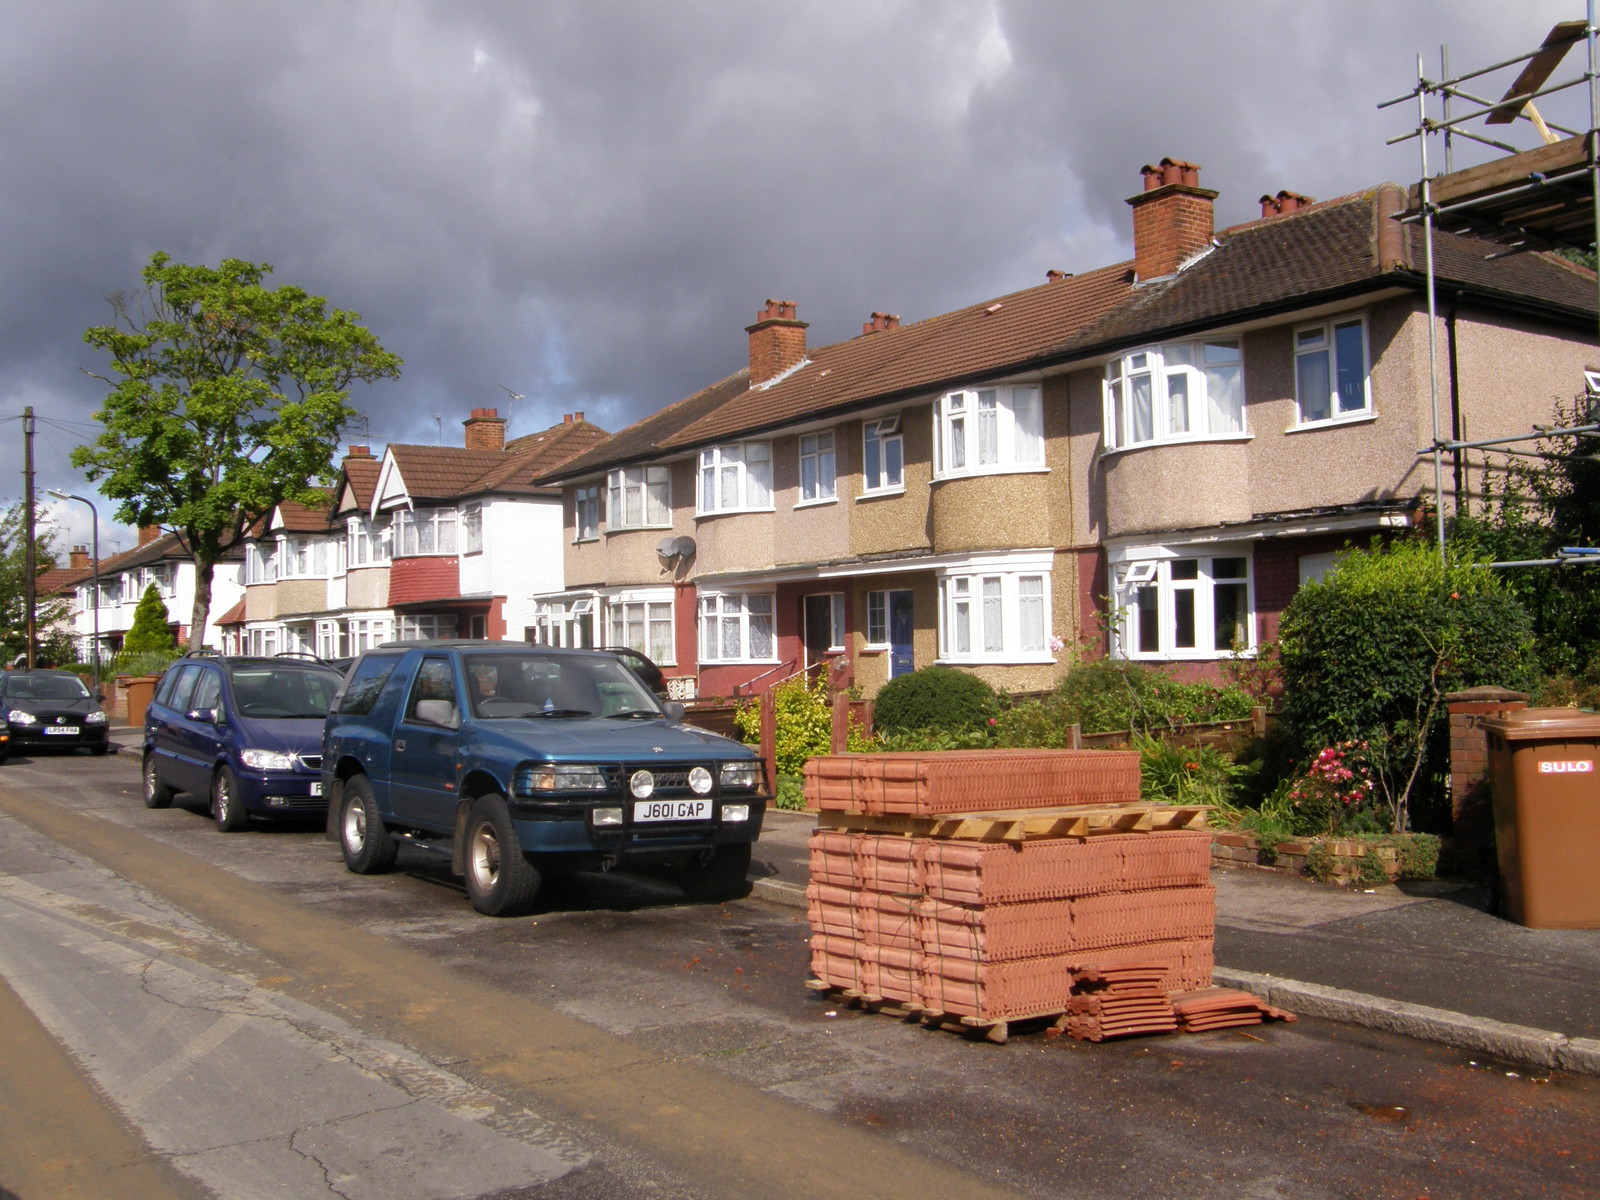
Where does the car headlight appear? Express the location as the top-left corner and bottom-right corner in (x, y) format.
(688, 766), (714, 795)
(7, 710), (37, 725)
(719, 760), (760, 790)
(593, 806), (624, 826)
(85, 711), (108, 725)
(629, 769), (655, 799)
(239, 749), (297, 771)
(515, 764), (609, 793)
(720, 803), (750, 823)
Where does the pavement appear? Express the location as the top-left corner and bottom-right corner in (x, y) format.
(110, 727), (1600, 1075)
(747, 807), (1600, 1076)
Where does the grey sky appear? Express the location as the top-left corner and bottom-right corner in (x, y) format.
(1, 0), (1583, 555)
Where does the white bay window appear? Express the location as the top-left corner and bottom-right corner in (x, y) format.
(936, 556), (1053, 663)
(935, 385), (1043, 477)
(1112, 548), (1253, 660)
(607, 466), (670, 529)
(698, 443), (772, 514)
(1104, 339), (1243, 450)
(699, 592), (775, 662)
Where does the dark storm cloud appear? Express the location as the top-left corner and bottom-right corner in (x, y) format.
(0, 0), (1579, 550)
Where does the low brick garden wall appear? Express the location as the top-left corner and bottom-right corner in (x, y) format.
(1211, 831), (1405, 885)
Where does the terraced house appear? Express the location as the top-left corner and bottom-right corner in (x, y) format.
(537, 158), (1596, 701)
(230, 409), (608, 657)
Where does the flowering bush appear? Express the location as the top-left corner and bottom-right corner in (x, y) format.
(1287, 741), (1381, 836)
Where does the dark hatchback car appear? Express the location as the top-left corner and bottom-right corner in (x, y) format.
(142, 654), (344, 831)
(0, 669), (110, 759)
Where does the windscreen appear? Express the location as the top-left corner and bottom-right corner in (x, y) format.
(464, 652), (661, 720)
(228, 665), (343, 718)
(8, 675), (91, 701)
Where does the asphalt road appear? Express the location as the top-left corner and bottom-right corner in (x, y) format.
(1, 749), (1597, 1200)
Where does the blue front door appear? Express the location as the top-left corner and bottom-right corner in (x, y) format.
(888, 590), (914, 679)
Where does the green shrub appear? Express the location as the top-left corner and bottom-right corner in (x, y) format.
(1052, 660), (1255, 735)
(869, 726), (994, 752)
(873, 666), (997, 734)
(1356, 850), (1391, 887)
(1305, 841), (1336, 883)
(732, 674), (869, 776)
(992, 698), (1068, 748)
(1277, 539), (1537, 833)
(1374, 833), (1441, 881)
(1132, 733), (1248, 808)
(773, 773), (807, 812)
(124, 584), (177, 654)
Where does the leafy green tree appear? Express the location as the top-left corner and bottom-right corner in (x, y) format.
(0, 502), (74, 665)
(1449, 393), (1600, 678)
(1276, 538), (1537, 833)
(123, 583), (176, 654)
(75, 253), (401, 650)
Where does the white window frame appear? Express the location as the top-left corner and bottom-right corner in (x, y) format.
(605, 590), (676, 666)
(346, 616), (392, 654)
(392, 508), (458, 557)
(797, 430), (837, 505)
(934, 385), (1044, 478)
(277, 535), (331, 579)
(346, 517), (390, 567)
(607, 465), (671, 529)
(1110, 545), (1255, 661)
(1293, 315), (1371, 426)
(698, 443), (772, 515)
(532, 597), (597, 649)
(935, 556), (1053, 664)
(245, 543), (277, 585)
(1103, 339), (1246, 451)
(574, 486), (601, 541)
(861, 417), (904, 495)
(397, 613), (458, 640)
(698, 591), (777, 663)
(461, 503), (483, 554)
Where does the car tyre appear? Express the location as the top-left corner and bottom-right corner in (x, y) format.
(678, 842), (753, 903)
(340, 776), (397, 874)
(142, 754), (174, 809)
(212, 766), (250, 832)
(463, 793), (539, 917)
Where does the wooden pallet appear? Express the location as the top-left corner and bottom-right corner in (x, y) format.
(807, 980), (1074, 1045)
(814, 802), (1209, 843)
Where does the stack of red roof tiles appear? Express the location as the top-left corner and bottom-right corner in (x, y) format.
(804, 749), (1225, 1033)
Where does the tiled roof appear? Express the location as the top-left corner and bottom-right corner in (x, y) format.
(383, 418), (611, 503)
(555, 185), (1596, 469)
(342, 453), (381, 510)
(38, 565), (90, 595)
(95, 531), (244, 575)
(274, 490), (337, 533)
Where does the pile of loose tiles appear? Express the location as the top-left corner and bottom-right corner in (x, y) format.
(805, 749), (1220, 1028)
(1062, 963), (1178, 1041)
(1171, 988), (1298, 1032)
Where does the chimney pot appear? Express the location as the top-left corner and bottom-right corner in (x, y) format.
(575, 410), (584, 422)
(70, 545), (89, 570)
(1046, 269), (1073, 282)
(861, 311), (901, 335)
(563, 413), (572, 424)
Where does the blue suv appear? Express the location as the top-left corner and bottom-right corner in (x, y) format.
(322, 641), (767, 916)
(142, 654), (345, 831)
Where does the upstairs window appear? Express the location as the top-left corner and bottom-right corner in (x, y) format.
(698, 443), (772, 514)
(393, 508), (458, 557)
(798, 431), (836, 504)
(574, 486), (601, 540)
(862, 417), (904, 494)
(246, 543), (278, 584)
(461, 503), (483, 554)
(278, 536), (330, 578)
(935, 385), (1044, 477)
(1295, 316), (1370, 424)
(1104, 340), (1244, 450)
(607, 466), (670, 529)
(347, 518), (390, 567)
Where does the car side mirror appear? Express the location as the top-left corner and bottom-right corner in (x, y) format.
(661, 700), (685, 723)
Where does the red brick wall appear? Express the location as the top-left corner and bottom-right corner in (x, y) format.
(387, 556), (461, 606)
(1447, 689), (1529, 821)
(1130, 189), (1215, 280)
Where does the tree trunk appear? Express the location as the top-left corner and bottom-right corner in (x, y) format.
(188, 558), (215, 652)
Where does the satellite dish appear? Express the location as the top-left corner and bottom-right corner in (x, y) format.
(672, 536), (697, 559)
(655, 536), (678, 558)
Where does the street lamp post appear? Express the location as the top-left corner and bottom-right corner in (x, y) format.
(47, 490), (100, 696)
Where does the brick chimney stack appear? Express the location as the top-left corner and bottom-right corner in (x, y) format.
(1259, 189), (1314, 219)
(746, 300), (808, 385)
(1126, 157), (1218, 282)
(344, 444), (374, 463)
(138, 525), (162, 547)
(70, 545), (89, 570)
(861, 312), (900, 336)
(463, 407), (507, 451)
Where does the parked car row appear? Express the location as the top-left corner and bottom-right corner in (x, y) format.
(137, 642), (767, 917)
(0, 669), (111, 761)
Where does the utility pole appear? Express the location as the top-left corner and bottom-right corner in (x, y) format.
(23, 405), (35, 668)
